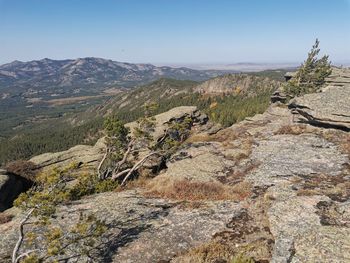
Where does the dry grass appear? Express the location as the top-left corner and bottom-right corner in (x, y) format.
(177, 240), (258, 263)
(274, 125), (307, 135)
(144, 176), (251, 202)
(182, 241), (234, 262)
(185, 133), (212, 144)
(296, 189), (321, 196)
(0, 213), (13, 224)
(211, 128), (242, 143)
(323, 182), (350, 201)
(174, 184), (274, 263)
(231, 138), (254, 163)
(115, 174), (152, 192)
(235, 153), (250, 162)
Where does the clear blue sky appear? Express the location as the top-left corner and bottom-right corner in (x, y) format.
(0, 0), (349, 65)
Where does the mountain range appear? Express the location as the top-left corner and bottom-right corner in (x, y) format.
(0, 57), (229, 97)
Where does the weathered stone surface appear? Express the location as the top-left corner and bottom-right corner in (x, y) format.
(164, 142), (235, 182)
(292, 226), (350, 263)
(290, 85), (350, 130)
(246, 134), (348, 186)
(0, 190), (241, 263)
(30, 137), (106, 172)
(271, 89), (289, 103)
(245, 131), (349, 262)
(1, 83), (350, 263)
(325, 67), (350, 87)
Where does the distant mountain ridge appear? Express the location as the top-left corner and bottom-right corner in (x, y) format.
(0, 57), (227, 94)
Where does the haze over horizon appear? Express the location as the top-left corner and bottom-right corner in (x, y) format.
(0, 0), (349, 65)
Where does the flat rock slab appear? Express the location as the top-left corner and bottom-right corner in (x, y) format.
(292, 226), (350, 263)
(291, 85), (350, 130)
(30, 137), (106, 171)
(0, 190), (241, 263)
(247, 134), (348, 186)
(245, 133), (349, 262)
(164, 143), (235, 182)
(113, 200), (240, 262)
(325, 67), (350, 86)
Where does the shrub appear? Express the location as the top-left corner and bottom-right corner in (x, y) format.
(13, 165), (108, 262)
(69, 172), (119, 200)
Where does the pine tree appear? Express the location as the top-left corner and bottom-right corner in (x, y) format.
(285, 39), (332, 96)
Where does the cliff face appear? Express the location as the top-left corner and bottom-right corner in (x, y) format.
(194, 74), (281, 95)
(0, 69), (350, 262)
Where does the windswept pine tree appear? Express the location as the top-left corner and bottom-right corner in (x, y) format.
(285, 39), (332, 96)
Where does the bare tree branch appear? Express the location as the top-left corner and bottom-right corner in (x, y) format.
(114, 140), (134, 175)
(111, 168), (131, 181)
(97, 146), (110, 179)
(12, 208), (34, 263)
(120, 152), (160, 186)
(15, 249), (40, 263)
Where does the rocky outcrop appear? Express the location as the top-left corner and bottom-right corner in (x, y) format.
(29, 106), (208, 173)
(1, 93), (349, 262)
(290, 85), (350, 130)
(325, 67), (350, 87)
(270, 89), (289, 104)
(126, 106), (208, 141)
(0, 190), (242, 262)
(289, 67), (350, 131)
(30, 137), (106, 172)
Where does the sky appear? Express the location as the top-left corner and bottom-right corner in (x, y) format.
(0, 0), (349, 65)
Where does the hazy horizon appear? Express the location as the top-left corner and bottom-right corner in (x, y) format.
(2, 58), (350, 72)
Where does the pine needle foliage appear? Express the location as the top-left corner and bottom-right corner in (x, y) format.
(284, 39), (332, 96)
